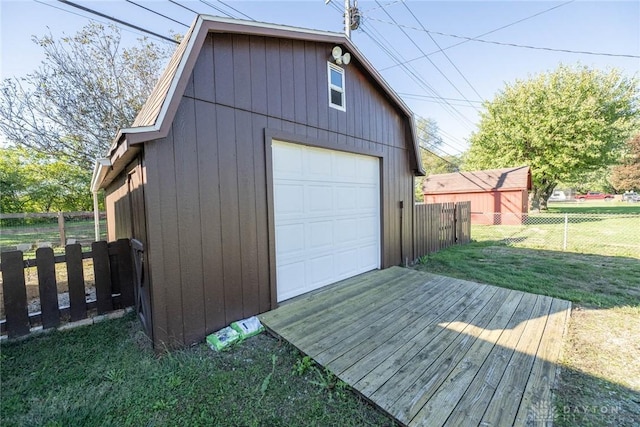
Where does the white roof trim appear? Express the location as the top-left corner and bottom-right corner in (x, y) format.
(90, 158), (112, 193)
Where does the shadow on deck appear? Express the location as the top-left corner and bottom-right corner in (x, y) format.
(259, 266), (571, 427)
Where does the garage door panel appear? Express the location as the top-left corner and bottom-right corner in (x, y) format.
(335, 248), (359, 276)
(307, 149), (332, 179)
(273, 144), (303, 175)
(275, 184), (304, 216)
(309, 254), (334, 286)
(277, 261), (306, 301)
(308, 220), (333, 250)
(358, 245), (380, 270)
(335, 186), (359, 211)
(273, 141), (380, 302)
(307, 185), (333, 214)
(276, 223), (305, 255)
(335, 218), (358, 244)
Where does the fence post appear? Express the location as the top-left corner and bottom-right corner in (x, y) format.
(563, 213), (568, 251)
(57, 211), (66, 247)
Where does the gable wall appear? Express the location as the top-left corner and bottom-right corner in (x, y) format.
(142, 33), (416, 346)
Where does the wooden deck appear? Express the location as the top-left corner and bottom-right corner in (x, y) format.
(260, 267), (571, 427)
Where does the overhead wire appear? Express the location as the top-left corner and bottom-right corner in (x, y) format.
(374, 0), (480, 112)
(57, 0), (179, 44)
(198, 0), (235, 18)
(402, 1), (485, 101)
(216, 0), (254, 21)
(367, 16), (640, 59)
(360, 20), (476, 130)
(125, 0), (190, 28)
(168, 0), (201, 16)
(381, 0), (576, 71)
(399, 93), (482, 104)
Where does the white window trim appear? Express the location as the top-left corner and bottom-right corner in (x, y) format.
(328, 62), (346, 112)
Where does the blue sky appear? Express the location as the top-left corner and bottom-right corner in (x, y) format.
(1, 0), (638, 154)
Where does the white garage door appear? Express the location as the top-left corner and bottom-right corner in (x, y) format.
(272, 140), (381, 302)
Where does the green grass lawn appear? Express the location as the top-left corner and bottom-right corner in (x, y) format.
(415, 241), (640, 426)
(0, 316), (394, 427)
(471, 204), (640, 258)
(547, 201), (640, 214)
(0, 218), (107, 253)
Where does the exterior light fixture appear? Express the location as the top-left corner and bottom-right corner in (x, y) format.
(331, 46), (351, 65)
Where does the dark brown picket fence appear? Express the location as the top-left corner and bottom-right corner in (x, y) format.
(0, 239), (134, 338)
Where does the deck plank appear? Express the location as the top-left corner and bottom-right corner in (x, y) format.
(273, 271), (430, 348)
(443, 291), (539, 426)
(513, 298), (572, 426)
(259, 267), (571, 427)
(324, 278), (476, 376)
(479, 295), (555, 426)
(350, 282), (494, 392)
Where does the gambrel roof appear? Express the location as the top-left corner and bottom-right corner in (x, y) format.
(94, 15), (424, 191)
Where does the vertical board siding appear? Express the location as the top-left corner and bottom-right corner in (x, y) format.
(213, 33), (234, 106)
(195, 99), (226, 334)
(155, 127), (185, 344)
(233, 35), (252, 111)
(216, 105), (244, 324)
(193, 35), (215, 103)
(142, 140), (169, 345)
(292, 40), (307, 124)
(279, 39), (295, 121)
(250, 36), (268, 115)
(252, 115), (271, 314)
(235, 109), (260, 317)
(174, 97), (206, 344)
(106, 34), (418, 347)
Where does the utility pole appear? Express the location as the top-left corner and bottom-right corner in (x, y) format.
(344, 0), (351, 38)
(326, 0), (360, 38)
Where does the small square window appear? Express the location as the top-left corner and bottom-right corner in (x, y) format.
(328, 62), (345, 111)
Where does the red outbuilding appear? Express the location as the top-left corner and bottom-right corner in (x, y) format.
(422, 166), (531, 225)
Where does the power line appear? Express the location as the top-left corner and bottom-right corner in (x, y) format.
(57, 0), (178, 44)
(380, 0), (576, 71)
(360, 22), (476, 131)
(402, 1), (485, 101)
(168, 0), (200, 15)
(368, 16), (640, 59)
(125, 0), (189, 28)
(198, 0), (234, 18)
(399, 93), (483, 104)
(360, 19), (476, 129)
(374, 0), (480, 112)
(216, 0), (254, 20)
(362, 0), (403, 14)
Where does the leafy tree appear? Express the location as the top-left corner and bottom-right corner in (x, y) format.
(0, 146), (94, 213)
(0, 23), (174, 168)
(610, 133), (640, 191)
(0, 148), (27, 213)
(414, 117), (461, 201)
(465, 64), (639, 210)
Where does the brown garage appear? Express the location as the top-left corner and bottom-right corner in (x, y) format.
(91, 16), (425, 348)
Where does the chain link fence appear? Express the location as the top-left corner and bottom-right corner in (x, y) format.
(471, 212), (640, 258)
(0, 212), (107, 254)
